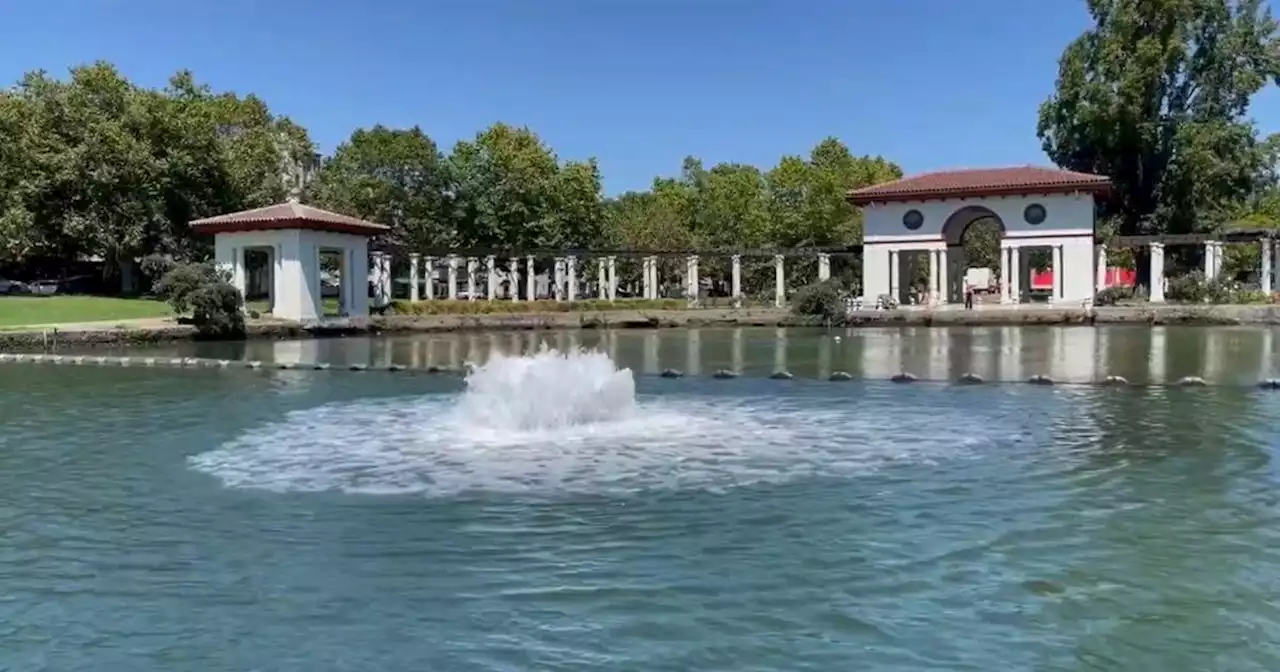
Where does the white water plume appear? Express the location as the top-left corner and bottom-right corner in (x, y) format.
(189, 348), (1014, 498)
(456, 346), (637, 431)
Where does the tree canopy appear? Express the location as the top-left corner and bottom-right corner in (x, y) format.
(1038, 0), (1280, 239)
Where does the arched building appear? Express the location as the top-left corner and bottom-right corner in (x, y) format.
(848, 166), (1111, 306)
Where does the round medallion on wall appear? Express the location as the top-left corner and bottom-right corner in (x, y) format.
(902, 209), (924, 230)
(1024, 203), (1047, 225)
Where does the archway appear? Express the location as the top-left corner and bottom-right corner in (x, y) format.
(941, 206), (1005, 303)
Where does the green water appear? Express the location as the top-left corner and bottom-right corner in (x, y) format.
(3, 326), (1280, 671)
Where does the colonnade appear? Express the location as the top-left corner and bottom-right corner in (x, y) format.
(369, 251), (838, 308)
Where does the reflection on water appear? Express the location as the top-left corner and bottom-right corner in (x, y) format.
(113, 325), (1280, 385)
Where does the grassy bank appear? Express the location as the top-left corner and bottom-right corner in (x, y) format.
(0, 296), (171, 328)
(387, 298), (688, 315)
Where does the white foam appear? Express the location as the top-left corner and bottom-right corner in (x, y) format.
(188, 348), (995, 498)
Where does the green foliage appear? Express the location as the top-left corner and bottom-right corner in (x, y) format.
(1166, 271), (1210, 303)
(1094, 285), (1135, 306)
(154, 261), (244, 337)
(789, 279), (847, 321)
(386, 298), (686, 316)
(188, 281), (245, 338)
(0, 62), (314, 280)
(305, 125), (452, 251)
(153, 261), (222, 314)
(1038, 0), (1280, 241)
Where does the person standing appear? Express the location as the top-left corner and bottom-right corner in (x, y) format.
(964, 281), (974, 310)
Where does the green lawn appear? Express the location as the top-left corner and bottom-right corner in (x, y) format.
(0, 296), (172, 328)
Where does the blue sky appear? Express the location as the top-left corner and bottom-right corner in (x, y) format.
(4, 0), (1279, 194)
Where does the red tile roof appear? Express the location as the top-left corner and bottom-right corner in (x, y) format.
(189, 200), (389, 236)
(847, 166), (1111, 205)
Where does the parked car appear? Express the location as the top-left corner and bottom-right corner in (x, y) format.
(0, 277), (28, 295)
(28, 275), (99, 295)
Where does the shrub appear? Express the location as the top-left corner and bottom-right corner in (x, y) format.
(155, 262), (244, 338)
(1231, 289), (1273, 304)
(1094, 285), (1134, 306)
(154, 262), (222, 314)
(789, 279), (846, 321)
(1166, 271), (1208, 303)
(386, 298), (687, 316)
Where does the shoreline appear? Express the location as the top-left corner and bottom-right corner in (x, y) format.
(2, 304), (1279, 349)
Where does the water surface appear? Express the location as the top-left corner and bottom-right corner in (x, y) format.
(3, 326), (1280, 671)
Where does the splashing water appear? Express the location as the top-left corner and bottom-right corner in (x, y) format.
(456, 346), (637, 431)
(189, 348), (1010, 498)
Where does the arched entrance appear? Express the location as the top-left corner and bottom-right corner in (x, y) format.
(941, 205), (1005, 303)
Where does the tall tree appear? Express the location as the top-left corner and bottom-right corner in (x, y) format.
(1038, 0), (1280, 245)
(306, 125), (452, 251)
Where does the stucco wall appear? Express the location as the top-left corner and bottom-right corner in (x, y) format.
(862, 192), (1095, 244)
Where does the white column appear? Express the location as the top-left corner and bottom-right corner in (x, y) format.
(597, 258), (608, 299)
(509, 258), (520, 302)
(691, 254), (701, 303)
(647, 256), (658, 299)
(774, 254), (786, 307)
(526, 256), (536, 301)
(1095, 243), (1108, 293)
(607, 256), (617, 301)
(1149, 243), (1166, 303)
(423, 257), (435, 300)
(465, 257), (477, 301)
(408, 253), (420, 302)
(1204, 242), (1215, 278)
(1000, 244), (1012, 304)
(446, 254), (457, 300)
(938, 248), (950, 304)
(1051, 244), (1064, 303)
(485, 255), (497, 300)
(818, 253), (831, 281)
(232, 246), (247, 296)
(929, 249), (941, 305)
(731, 254), (742, 307)
(381, 253), (393, 305)
(888, 249), (900, 303)
(566, 256), (578, 301)
(553, 257), (564, 301)
(1263, 240), (1273, 294)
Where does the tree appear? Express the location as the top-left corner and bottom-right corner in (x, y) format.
(1038, 0), (1280, 255)
(306, 125), (453, 251)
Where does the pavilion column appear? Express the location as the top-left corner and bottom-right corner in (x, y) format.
(509, 258), (521, 302)
(1204, 241), (1219, 279)
(818, 253), (831, 282)
(566, 256), (578, 301)
(447, 255), (459, 300)
(645, 256), (657, 299)
(1051, 244), (1064, 303)
(731, 254), (742, 308)
(525, 256), (536, 300)
(1000, 244), (1012, 304)
(888, 250), (900, 303)
(597, 258), (608, 299)
(929, 249), (941, 305)
(607, 256), (617, 301)
(774, 254), (786, 308)
(409, 253), (421, 302)
(1149, 242), (1166, 303)
(232, 246), (247, 297)
(1095, 243), (1108, 294)
(938, 248), (950, 304)
(423, 257), (435, 300)
(466, 257), (478, 301)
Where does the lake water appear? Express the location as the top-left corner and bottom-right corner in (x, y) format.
(4, 326), (1280, 671)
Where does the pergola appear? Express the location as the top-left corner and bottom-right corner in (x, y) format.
(190, 199), (388, 321)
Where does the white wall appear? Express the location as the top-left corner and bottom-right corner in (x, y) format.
(863, 192), (1095, 244)
(215, 229), (371, 321)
